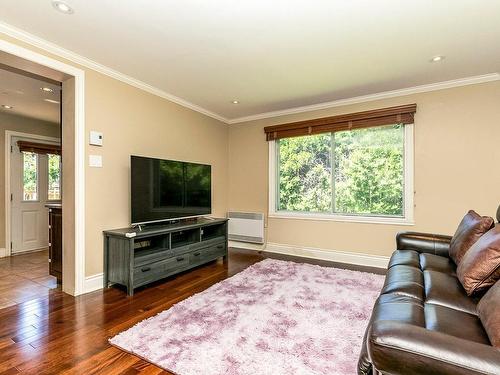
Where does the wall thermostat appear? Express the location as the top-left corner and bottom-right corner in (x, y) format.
(89, 131), (103, 146)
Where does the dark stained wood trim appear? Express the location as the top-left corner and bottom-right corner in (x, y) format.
(264, 104), (417, 141)
(17, 140), (61, 155)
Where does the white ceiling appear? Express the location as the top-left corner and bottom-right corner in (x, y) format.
(0, 68), (60, 123)
(0, 0), (499, 122)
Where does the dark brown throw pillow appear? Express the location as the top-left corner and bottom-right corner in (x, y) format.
(449, 210), (494, 265)
(457, 224), (500, 296)
(477, 281), (500, 347)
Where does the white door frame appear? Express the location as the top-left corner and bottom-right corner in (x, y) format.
(0, 38), (86, 296)
(6, 131), (61, 255)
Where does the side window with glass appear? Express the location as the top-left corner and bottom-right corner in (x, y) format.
(23, 151), (38, 201)
(48, 153), (61, 201)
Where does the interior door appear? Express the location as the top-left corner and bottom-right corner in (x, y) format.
(10, 136), (53, 254)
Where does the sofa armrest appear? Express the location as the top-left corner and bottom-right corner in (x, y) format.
(396, 231), (452, 257)
(368, 321), (500, 375)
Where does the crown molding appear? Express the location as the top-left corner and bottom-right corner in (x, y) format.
(1, 21), (498, 126)
(0, 21), (230, 123)
(227, 73), (500, 124)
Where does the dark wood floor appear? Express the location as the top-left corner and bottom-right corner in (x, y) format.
(0, 250), (58, 310)
(0, 248), (384, 374)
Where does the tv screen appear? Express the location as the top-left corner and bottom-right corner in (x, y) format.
(131, 155), (211, 224)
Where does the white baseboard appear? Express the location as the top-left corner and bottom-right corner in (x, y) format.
(0, 248), (6, 258)
(84, 273), (104, 293)
(230, 241), (389, 269)
(229, 240), (266, 251)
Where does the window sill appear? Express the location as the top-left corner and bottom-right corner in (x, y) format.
(268, 211), (415, 226)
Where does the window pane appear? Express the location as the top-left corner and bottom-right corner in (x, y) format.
(277, 134), (332, 212)
(23, 152), (38, 201)
(48, 154), (61, 200)
(334, 124), (404, 216)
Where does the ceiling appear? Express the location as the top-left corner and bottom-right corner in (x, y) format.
(0, 0), (499, 122)
(0, 68), (60, 123)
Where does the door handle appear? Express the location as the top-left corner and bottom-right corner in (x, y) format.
(176, 257), (185, 262)
(193, 252), (201, 256)
(141, 267), (151, 272)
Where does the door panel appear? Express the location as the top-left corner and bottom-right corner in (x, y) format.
(22, 210), (38, 241)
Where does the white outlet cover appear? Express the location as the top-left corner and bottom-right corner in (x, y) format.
(89, 155), (103, 167)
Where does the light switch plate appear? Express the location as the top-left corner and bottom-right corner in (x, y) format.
(89, 155), (103, 167)
(89, 131), (103, 146)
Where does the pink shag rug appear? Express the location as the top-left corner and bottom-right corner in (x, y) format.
(110, 259), (384, 375)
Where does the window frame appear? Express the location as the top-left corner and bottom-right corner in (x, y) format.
(268, 124), (414, 225)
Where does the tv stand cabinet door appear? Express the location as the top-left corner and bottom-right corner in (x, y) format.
(104, 235), (134, 294)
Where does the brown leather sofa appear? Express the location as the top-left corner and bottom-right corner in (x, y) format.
(358, 231), (500, 374)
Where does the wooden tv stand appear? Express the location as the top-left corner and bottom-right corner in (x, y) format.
(103, 217), (228, 295)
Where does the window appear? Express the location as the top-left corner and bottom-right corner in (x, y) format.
(22, 151), (38, 201)
(270, 124), (413, 223)
(48, 153), (61, 200)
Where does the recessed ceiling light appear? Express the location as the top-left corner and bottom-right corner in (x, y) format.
(52, 1), (74, 14)
(44, 99), (60, 104)
(1, 105), (13, 109)
(430, 55), (445, 62)
(231, 100), (239, 104)
(41, 87), (54, 93)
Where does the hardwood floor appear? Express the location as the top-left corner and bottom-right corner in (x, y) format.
(0, 250), (58, 310)
(0, 248), (384, 374)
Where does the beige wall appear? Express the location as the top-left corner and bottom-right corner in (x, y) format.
(0, 33), (229, 277)
(228, 81), (500, 257)
(0, 112), (60, 249)
(84, 71), (228, 275)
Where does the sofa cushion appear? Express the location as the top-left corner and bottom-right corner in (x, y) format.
(424, 303), (490, 345)
(449, 210), (493, 265)
(423, 270), (479, 315)
(381, 265), (424, 301)
(388, 250), (420, 269)
(419, 253), (456, 275)
(371, 295), (425, 327)
(477, 281), (500, 347)
(457, 225), (500, 296)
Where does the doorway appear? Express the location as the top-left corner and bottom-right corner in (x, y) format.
(1, 67), (62, 308)
(0, 38), (86, 296)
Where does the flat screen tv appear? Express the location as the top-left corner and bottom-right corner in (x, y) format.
(131, 155), (211, 225)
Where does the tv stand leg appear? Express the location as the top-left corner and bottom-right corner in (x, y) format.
(127, 285), (134, 296)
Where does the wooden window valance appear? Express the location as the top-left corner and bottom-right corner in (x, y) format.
(18, 141), (61, 155)
(264, 104), (417, 141)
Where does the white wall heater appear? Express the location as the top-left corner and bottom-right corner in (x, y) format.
(227, 212), (265, 244)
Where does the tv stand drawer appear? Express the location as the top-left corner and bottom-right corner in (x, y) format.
(134, 256), (189, 286)
(190, 242), (226, 265)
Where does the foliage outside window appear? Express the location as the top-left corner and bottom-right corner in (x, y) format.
(48, 153), (61, 200)
(276, 124), (406, 218)
(23, 151), (38, 201)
